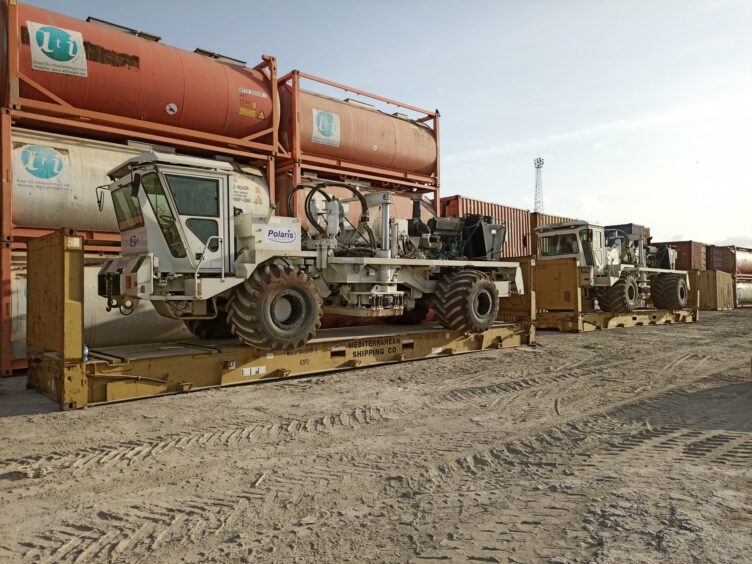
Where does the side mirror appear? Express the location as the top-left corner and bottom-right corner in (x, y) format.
(131, 173), (142, 197)
(95, 184), (108, 212)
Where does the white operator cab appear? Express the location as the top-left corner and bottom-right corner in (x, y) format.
(536, 221), (613, 286)
(97, 151), (301, 317)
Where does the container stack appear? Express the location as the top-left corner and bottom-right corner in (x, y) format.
(707, 246), (752, 308)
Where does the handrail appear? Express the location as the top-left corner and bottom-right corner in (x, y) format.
(193, 236), (225, 298)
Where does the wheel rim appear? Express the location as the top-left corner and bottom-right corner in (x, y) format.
(474, 289), (493, 318)
(679, 284), (687, 301)
(627, 284), (636, 302)
(271, 290), (305, 331)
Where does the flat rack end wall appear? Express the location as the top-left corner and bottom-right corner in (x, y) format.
(26, 229), (535, 410)
(26, 229), (85, 407)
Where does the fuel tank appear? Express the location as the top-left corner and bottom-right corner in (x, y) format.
(8, 3), (274, 138)
(280, 89), (438, 176)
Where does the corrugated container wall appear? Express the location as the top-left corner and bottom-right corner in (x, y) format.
(440, 195), (531, 258)
(530, 212), (579, 256)
(654, 241), (707, 271)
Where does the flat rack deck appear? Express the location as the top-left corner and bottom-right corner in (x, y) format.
(28, 322), (532, 410)
(535, 308), (698, 333)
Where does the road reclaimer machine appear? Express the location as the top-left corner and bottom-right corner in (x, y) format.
(95, 151), (524, 350)
(526, 221), (698, 331)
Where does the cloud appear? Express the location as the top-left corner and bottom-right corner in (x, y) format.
(443, 93), (750, 165)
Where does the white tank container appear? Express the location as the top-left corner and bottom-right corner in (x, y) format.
(12, 128), (147, 231)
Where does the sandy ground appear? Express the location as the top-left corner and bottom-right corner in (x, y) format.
(0, 310), (750, 563)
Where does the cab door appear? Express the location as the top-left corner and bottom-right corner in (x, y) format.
(161, 170), (230, 273)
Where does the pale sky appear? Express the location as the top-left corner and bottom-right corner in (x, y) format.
(32, 0), (752, 245)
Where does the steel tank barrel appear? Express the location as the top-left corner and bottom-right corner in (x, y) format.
(280, 89), (438, 176)
(12, 128), (144, 231)
(736, 280), (752, 305)
(736, 249), (752, 275)
(11, 4), (274, 138)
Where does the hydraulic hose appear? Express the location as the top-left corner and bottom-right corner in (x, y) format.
(289, 181), (372, 239)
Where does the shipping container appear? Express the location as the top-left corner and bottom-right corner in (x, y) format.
(1, 1), (448, 373)
(654, 241), (707, 271)
(440, 195), (531, 258)
(706, 246), (752, 308)
(530, 212), (579, 257)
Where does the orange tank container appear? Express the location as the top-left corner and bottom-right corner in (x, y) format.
(13, 4), (275, 139)
(280, 89), (437, 176)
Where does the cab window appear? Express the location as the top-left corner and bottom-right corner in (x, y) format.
(540, 233), (579, 256)
(111, 187), (144, 231)
(165, 175), (220, 217)
(141, 172), (187, 258)
(579, 229), (595, 266)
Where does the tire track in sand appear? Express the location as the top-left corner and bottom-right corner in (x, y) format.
(0, 404), (393, 478)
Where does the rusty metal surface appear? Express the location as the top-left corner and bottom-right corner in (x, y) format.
(441, 195), (531, 258)
(16, 4), (275, 138)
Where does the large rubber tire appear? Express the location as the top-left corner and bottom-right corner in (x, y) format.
(184, 312), (234, 340)
(226, 264), (322, 350)
(433, 270), (499, 332)
(384, 301), (429, 326)
(651, 274), (688, 310)
(600, 274), (639, 313)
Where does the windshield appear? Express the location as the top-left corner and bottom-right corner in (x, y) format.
(111, 187), (144, 231)
(141, 172), (187, 258)
(540, 232), (580, 256)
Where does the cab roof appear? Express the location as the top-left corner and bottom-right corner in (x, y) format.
(108, 151), (234, 180)
(535, 220), (601, 233)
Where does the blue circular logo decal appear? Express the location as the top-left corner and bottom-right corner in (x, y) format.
(316, 111), (335, 138)
(35, 25), (79, 62)
(21, 145), (65, 179)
